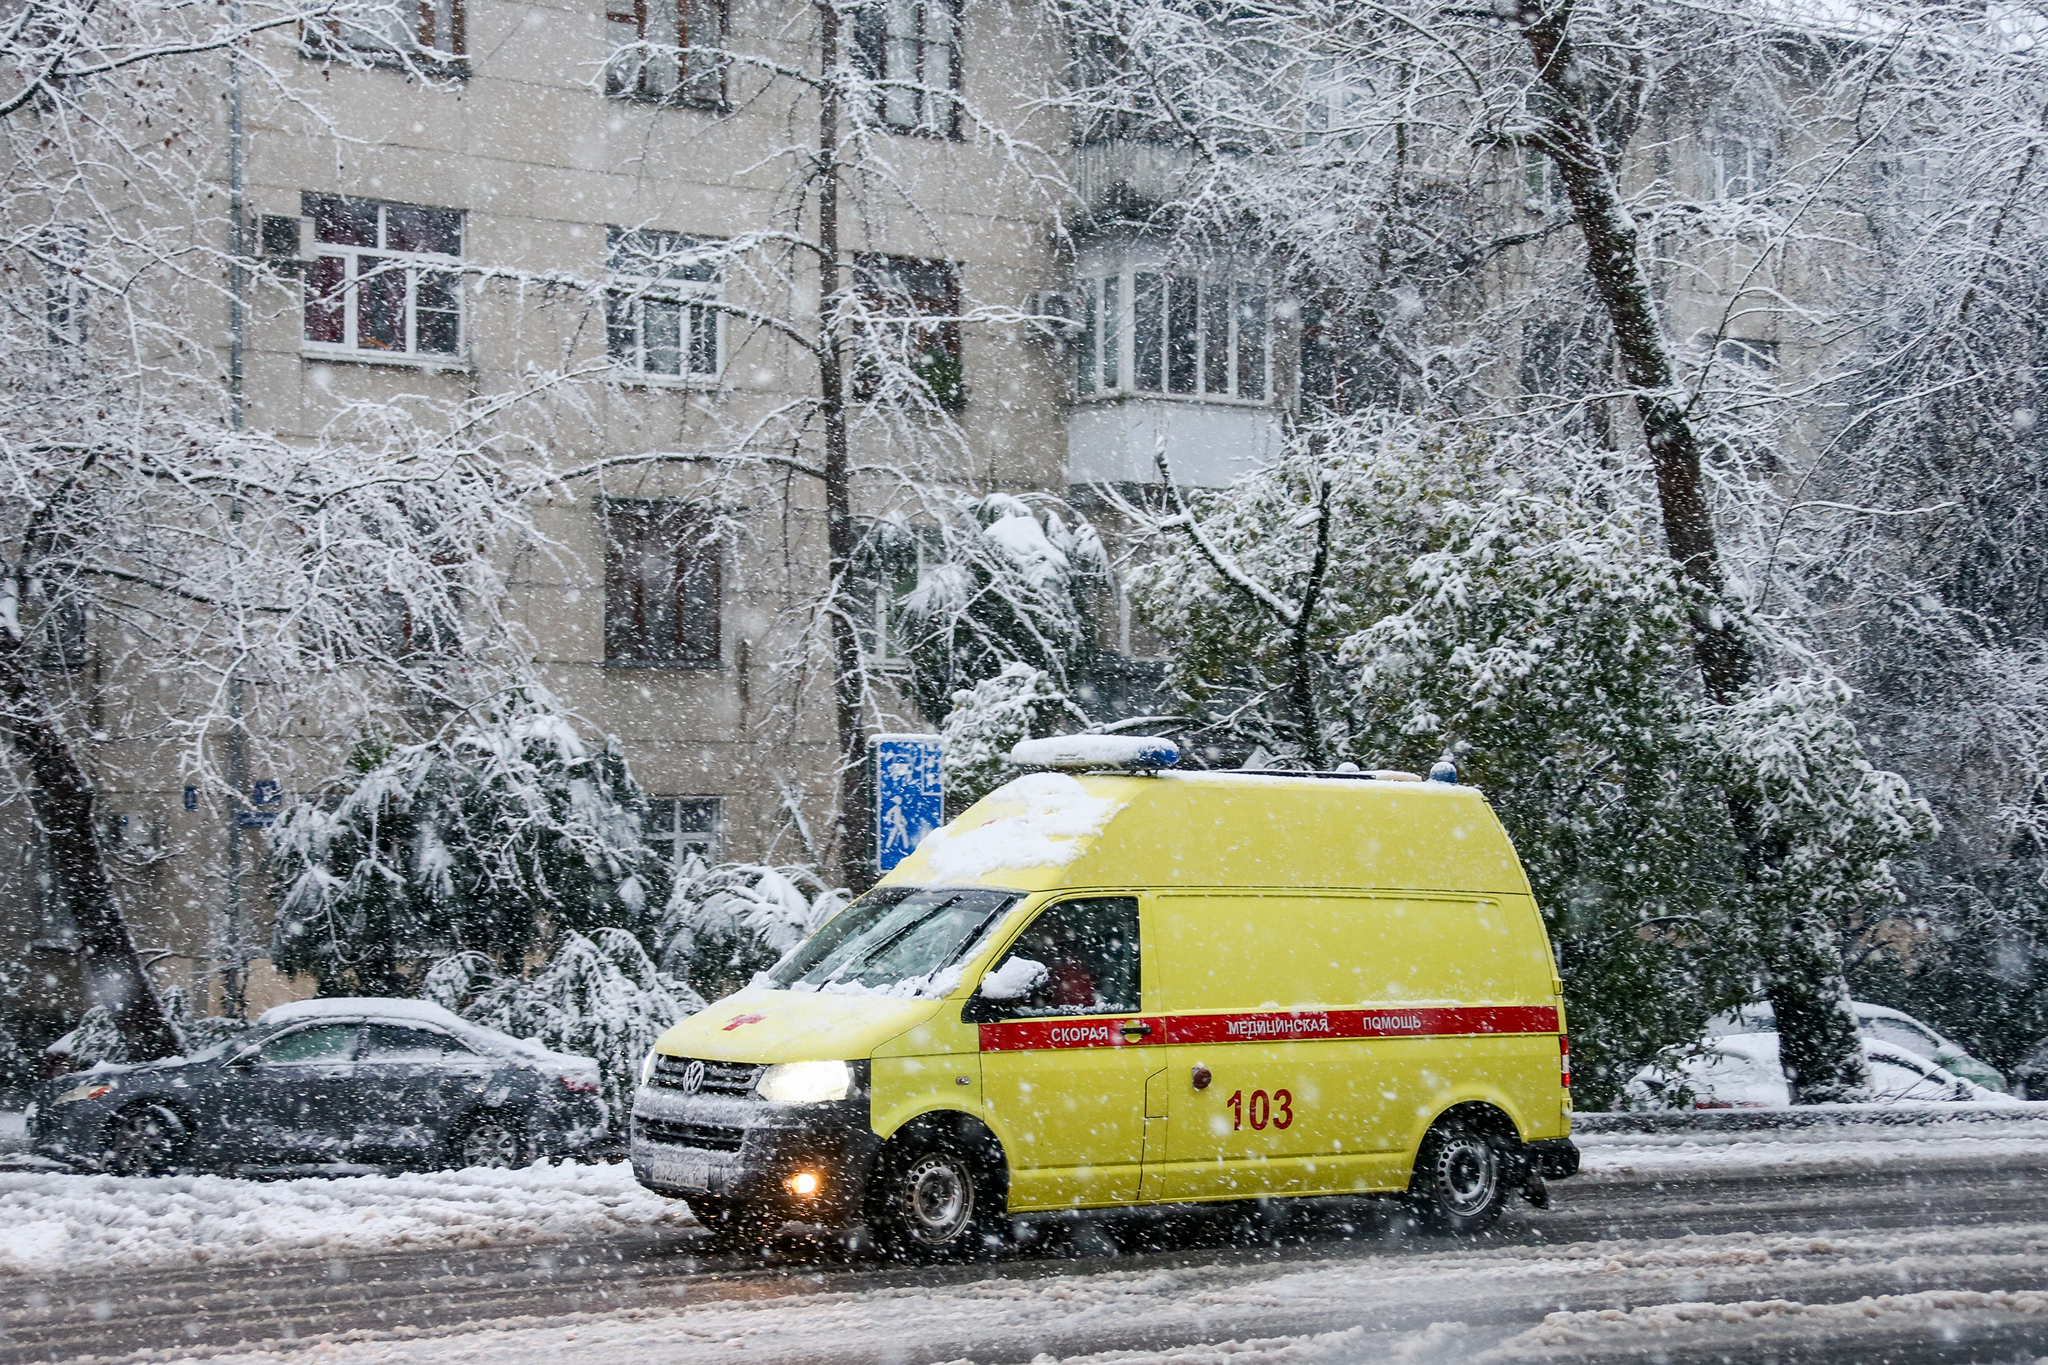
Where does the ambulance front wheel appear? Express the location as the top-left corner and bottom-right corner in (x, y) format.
(1407, 1109), (1514, 1234)
(866, 1125), (1007, 1263)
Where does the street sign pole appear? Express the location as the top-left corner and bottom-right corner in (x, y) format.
(871, 734), (942, 874)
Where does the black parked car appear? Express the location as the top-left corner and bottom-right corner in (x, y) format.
(28, 1000), (607, 1175)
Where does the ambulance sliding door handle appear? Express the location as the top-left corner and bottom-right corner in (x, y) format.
(1119, 1022), (1153, 1039)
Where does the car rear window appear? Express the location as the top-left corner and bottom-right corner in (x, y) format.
(360, 1024), (472, 1061)
(259, 1024), (358, 1064)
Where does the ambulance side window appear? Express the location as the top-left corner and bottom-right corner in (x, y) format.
(973, 897), (1139, 1019)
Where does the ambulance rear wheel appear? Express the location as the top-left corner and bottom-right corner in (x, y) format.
(1408, 1112), (1512, 1234)
(867, 1131), (1004, 1263)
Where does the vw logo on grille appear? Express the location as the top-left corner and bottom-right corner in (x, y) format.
(679, 1060), (707, 1095)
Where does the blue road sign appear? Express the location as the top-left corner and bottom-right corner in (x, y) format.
(873, 734), (942, 873)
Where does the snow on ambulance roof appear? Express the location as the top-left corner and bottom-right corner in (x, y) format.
(259, 998), (597, 1072)
(886, 766), (1526, 895)
(920, 772), (1128, 880)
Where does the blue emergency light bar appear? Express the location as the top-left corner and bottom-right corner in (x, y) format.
(1008, 735), (1182, 771)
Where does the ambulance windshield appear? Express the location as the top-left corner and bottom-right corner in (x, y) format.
(767, 886), (1018, 995)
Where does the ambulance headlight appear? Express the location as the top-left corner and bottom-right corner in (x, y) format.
(639, 1049), (660, 1087)
(756, 1060), (852, 1104)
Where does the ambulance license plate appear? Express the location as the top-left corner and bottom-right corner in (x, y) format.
(638, 1150), (718, 1191)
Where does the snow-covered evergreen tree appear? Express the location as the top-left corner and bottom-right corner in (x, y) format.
(651, 861), (850, 1002)
(270, 695), (667, 997)
(1126, 417), (1931, 1105)
(896, 495), (1108, 724)
(48, 1005), (131, 1070)
(424, 930), (703, 1122)
(939, 662), (1089, 811)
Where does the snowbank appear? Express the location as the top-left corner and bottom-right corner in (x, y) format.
(1576, 1108), (2048, 1177)
(0, 1160), (692, 1277)
(1475, 1288), (2048, 1361)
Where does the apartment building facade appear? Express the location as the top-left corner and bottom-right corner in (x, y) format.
(1, 0), (1814, 1044)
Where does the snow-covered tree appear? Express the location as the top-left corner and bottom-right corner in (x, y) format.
(897, 496), (1108, 724)
(1125, 417), (1930, 1105)
(0, 0), (568, 1055)
(1050, 0), (2032, 1099)
(939, 661), (1090, 810)
(650, 861), (850, 1002)
(424, 930), (704, 1121)
(270, 697), (667, 997)
(557, 0), (1069, 887)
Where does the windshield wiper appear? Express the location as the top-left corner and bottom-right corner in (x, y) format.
(816, 896), (967, 986)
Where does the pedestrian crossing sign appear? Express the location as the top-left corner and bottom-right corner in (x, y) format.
(873, 733), (942, 873)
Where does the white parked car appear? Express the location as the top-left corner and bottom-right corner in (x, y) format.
(1624, 1031), (2017, 1110)
(1703, 1000), (2007, 1093)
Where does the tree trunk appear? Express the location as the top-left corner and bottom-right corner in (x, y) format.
(0, 637), (182, 1062)
(1288, 478), (1333, 769)
(1763, 917), (1868, 1104)
(1518, 0), (1866, 1100)
(817, 0), (873, 892)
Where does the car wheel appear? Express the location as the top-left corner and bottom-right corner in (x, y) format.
(452, 1112), (526, 1169)
(867, 1131), (1005, 1263)
(1407, 1112), (1513, 1234)
(103, 1102), (191, 1177)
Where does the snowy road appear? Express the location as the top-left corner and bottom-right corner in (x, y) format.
(6, 1136), (2048, 1365)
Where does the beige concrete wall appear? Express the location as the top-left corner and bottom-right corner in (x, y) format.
(6, 0), (1077, 1024)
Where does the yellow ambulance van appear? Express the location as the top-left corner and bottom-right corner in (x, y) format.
(630, 737), (1577, 1258)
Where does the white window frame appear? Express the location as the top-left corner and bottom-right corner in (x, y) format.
(861, 527), (936, 668)
(605, 228), (722, 386)
(857, 0), (960, 137)
(645, 796), (721, 870)
(301, 198), (465, 368)
(1710, 126), (1774, 200)
(1074, 257), (1271, 406)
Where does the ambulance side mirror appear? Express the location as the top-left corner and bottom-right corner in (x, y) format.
(964, 956), (1050, 1022)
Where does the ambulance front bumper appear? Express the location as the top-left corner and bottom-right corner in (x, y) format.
(628, 1085), (882, 1224)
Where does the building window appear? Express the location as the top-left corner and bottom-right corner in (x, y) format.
(1695, 333), (1779, 375)
(854, 525), (935, 665)
(1077, 266), (1267, 403)
(644, 796), (721, 870)
(33, 601), (90, 670)
(853, 0), (959, 137)
(1711, 127), (1774, 199)
(321, 0), (465, 65)
(853, 254), (963, 409)
(605, 228), (720, 381)
(302, 195), (462, 362)
(604, 0), (725, 105)
(603, 500), (722, 667)
(1523, 150), (1570, 209)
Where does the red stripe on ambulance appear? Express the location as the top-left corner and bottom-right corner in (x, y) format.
(977, 1005), (1561, 1052)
